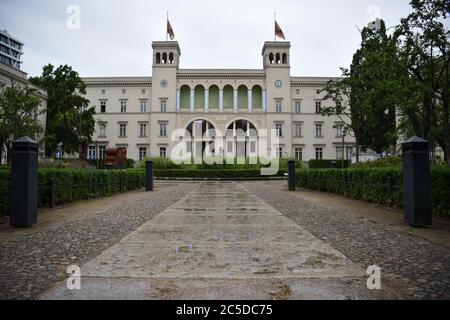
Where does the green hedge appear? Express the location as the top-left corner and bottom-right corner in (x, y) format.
(0, 168), (146, 215)
(309, 159), (351, 169)
(141, 157), (301, 171)
(296, 167), (449, 216)
(154, 169), (287, 178)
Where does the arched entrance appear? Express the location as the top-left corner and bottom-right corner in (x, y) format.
(186, 119), (216, 159)
(226, 120), (258, 160)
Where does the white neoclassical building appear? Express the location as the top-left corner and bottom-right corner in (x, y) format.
(83, 40), (355, 163)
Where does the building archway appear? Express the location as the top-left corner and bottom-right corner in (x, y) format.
(223, 85), (233, 110)
(180, 85), (191, 110)
(237, 85), (248, 110)
(208, 85), (220, 110)
(194, 85), (205, 110)
(252, 85), (263, 110)
(226, 119), (258, 160)
(186, 119), (216, 159)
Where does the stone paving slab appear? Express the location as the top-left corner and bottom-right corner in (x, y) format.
(41, 181), (385, 300)
(40, 277), (401, 300)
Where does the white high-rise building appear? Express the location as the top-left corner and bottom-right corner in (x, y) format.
(83, 40), (355, 163)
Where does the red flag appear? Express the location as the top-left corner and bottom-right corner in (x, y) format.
(275, 21), (285, 40)
(167, 19), (175, 40)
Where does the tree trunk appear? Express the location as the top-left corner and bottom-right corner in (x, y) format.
(0, 140), (4, 165)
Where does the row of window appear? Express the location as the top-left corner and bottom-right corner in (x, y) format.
(285, 146), (353, 161)
(101, 88), (147, 95)
(276, 122), (344, 138)
(99, 121), (345, 139)
(88, 145), (166, 162)
(98, 99), (328, 114)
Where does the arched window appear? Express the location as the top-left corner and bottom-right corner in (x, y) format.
(156, 52), (161, 64)
(169, 52), (174, 64)
(252, 85), (263, 109)
(237, 85), (248, 110)
(223, 85), (234, 109)
(180, 85), (191, 109)
(208, 85), (220, 110)
(275, 53), (281, 64)
(194, 85), (205, 110)
(226, 120), (258, 161)
(282, 53), (287, 64)
(162, 52), (167, 64)
(269, 53), (274, 64)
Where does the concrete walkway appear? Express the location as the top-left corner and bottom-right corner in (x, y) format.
(40, 182), (401, 299)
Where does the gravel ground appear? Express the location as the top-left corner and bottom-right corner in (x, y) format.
(0, 182), (194, 300)
(244, 181), (450, 300)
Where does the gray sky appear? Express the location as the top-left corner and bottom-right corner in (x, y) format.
(1, 0), (414, 78)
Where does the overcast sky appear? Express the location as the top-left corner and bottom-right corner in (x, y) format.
(1, 0), (415, 78)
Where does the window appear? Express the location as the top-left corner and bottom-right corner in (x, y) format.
(277, 147), (283, 159)
(295, 100), (301, 113)
(140, 100), (147, 113)
(141, 89), (146, 94)
(315, 123), (323, 137)
(160, 99), (167, 113)
(88, 146), (96, 160)
(159, 146), (167, 158)
(294, 148), (303, 161)
(336, 146), (344, 160)
(119, 123), (127, 137)
(120, 100), (127, 113)
(100, 101), (106, 113)
(276, 100), (282, 113)
(315, 101), (322, 114)
(98, 146), (106, 159)
(159, 122), (167, 137)
(122, 89), (126, 94)
(99, 123), (106, 137)
(101, 89), (106, 95)
(294, 123), (302, 137)
(139, 123), (147, 137)
(275, 123), (283, 137)
(139, 147), (147, 161)
(296, 89), (300, 94)
(250, 141), (256, 153)
(227, 141), (233, 152)
(346, 146), (353, 160)
(336, 123), (343, 137)
(315, 147), (323, 160)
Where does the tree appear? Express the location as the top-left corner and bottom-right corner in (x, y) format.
(394, 0), (450, 164)
(0, 82), (43, 163)
(321, 19), (399, 159)
(30, 64), (95, 160)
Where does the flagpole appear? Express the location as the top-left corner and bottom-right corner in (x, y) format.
(166, 12), (168, 41)
(274, 12), (276, 42)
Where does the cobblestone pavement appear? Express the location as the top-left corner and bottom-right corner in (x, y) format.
(243, 181), (450, 299)
(0, 182), (194, 300)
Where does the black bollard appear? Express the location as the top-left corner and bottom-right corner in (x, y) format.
(146, 160), (154, 191)
(402, 136), (432, 227)
(288, 160), (296, 191)
(10, 137), (38, 227)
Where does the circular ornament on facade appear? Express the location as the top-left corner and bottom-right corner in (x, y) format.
(160, 79), (168, 88)
(275, 80), (283, 88)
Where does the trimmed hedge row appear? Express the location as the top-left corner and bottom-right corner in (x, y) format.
(0, 168), (146, 215)
(309, 159), (351, 169)
(154, 169), (287, 178)
(296, 167), (450, 216)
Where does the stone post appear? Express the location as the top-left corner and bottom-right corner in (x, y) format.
(402, 136), (432, 227)
(10, 136), (38, 227)
(288, 160), (296, 191)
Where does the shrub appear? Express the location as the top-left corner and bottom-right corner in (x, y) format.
(0, 170), (10, 215)
(309, 159), (351, 169)
(296, 167), (449, 216)
(350, 156), (402, 169)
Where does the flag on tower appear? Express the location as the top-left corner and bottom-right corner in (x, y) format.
(275, 21), (285, 40)
(167, 19), (175, 40)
